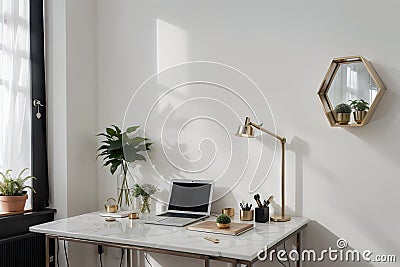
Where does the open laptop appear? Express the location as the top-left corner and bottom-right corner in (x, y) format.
(143, 179), (214, 227)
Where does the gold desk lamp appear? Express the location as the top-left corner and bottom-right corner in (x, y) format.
(235, 117), (291, 222)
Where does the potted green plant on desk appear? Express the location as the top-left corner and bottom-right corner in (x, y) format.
(96, 125), (152, 210)
(0, 168), (35, 212)
(216, 214), (231, 229)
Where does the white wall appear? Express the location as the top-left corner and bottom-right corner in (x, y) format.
(96, 1), (400, 266)
(46, 0), (98, 265)
(47, 0), (400, 266)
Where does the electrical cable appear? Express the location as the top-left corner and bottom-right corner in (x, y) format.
(276, 242), (287, 267)
(56, 238), (60, 267)
(277, 256), (287, 267)
(284, 242), (291, 267)
(144, 252), (153, 267)
(98, 245), (104, 267)
(64, 240), (70, 267)
(120, 248), (124, 267)
(99, 253), (103, 267)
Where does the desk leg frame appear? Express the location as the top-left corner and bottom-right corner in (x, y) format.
(297, 231), (302, 267)
(44, 225), (305, 267)
(46, 235), (50, 267)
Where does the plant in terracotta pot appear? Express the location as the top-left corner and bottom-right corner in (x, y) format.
(97, 125), (152, 210)
(334, 103), (352, 125)
(0, 168), (36, 212)
(348, 99), (369, 124)
(216, 214), (231, 229)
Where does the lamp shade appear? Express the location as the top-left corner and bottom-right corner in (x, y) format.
(235, 125), (254, 138)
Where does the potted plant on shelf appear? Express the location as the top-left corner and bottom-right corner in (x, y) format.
(333, 103), (352, 125)
(216, 214), (231, 229)
(97, 125), (152, 210)
(0, 168), (35, 212)
(133, 183), (159, 214)
(349, 99), (369, 124)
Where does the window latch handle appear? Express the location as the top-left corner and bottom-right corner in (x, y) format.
(33, 99), (44, 119)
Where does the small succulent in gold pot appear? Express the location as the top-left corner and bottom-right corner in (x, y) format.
(334, 103), (352, 125)
(216, 214), (231, 229)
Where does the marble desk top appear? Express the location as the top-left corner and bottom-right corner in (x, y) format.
(30, 212), (309, 261)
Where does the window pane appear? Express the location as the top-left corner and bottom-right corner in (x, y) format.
(0, 0), (32, 210)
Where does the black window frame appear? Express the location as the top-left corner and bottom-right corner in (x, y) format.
(30, 0), (49, 210)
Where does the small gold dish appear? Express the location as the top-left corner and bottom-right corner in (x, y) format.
(240, 210), (254, 221)
(216, 223), (230, 229)
(222, 208), (234, 217)
(104, 197), (118, 213)
(129, 212), (139, 220)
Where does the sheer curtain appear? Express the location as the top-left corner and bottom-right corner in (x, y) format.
(0, 0), (32, 208)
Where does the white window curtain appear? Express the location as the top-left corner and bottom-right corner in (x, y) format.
(0, 0), (32, 207)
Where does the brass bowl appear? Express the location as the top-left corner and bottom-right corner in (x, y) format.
(222, 208), (234, 217)
(129, 212), (139, 220)
(104, 197), (118, 213)
(216, 223), (230, 229)
(240, 210), (254, 221)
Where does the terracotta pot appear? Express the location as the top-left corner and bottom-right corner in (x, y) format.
(0, 194), (28, 212)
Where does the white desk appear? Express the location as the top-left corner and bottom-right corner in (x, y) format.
(30, 212), (309, 267)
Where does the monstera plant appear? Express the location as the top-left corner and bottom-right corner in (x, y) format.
(96, 125), (152, 209)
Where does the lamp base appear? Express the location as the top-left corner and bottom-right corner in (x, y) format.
(270, 215), (291, 222)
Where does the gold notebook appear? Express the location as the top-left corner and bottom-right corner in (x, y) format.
(187, 221), (253, 236)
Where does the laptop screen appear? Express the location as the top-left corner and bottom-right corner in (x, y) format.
(168, 181), (212, 213)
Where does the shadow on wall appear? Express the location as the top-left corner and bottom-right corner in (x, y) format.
(287, 136), (310, 216)
(212, 186), (239, 214)
(303, 221), (374, 267)
(256, 134), (310, 217)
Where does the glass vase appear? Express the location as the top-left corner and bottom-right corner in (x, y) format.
(116, 168), (134, 211)
(140, 195), (151, 214)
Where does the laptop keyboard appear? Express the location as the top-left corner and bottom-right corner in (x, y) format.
(161, 212), (204, 219)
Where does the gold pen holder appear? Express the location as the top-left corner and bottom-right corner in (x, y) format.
(222, 208), (235, 217)
(104, 197), (118, 213)
(240, 210), (254, 221)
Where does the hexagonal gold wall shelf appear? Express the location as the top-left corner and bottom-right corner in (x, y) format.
(318, 55), (386, 127)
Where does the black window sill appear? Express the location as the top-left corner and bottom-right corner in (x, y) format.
(0, 208), (56, 239)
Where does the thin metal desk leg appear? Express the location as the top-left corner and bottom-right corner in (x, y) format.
(127, 249), (131, 267)
(204, 256), (210, 267)
(45, 235), (50, 267)
(131, 249), (137, 267)
(297, 232), (302, 267)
